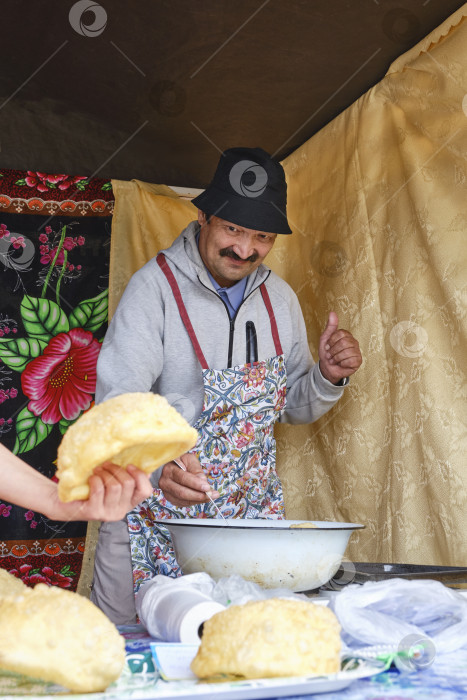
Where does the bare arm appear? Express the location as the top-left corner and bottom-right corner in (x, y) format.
(0, 444), (153, 522)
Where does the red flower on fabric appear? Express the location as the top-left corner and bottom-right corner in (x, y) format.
(275, 386), (286, 411)
(243, 364), (266, 388)
(133, 570), (146, 585)
(134, 505), (156, 529)
(0, 223), (10, 239)
(234, 421), (255, 448)
(24, 172), (87, 193)
(21, 328), (100, 424)
(40, 236), (84, 267)
(10, 236), (26, 249)
(10, 564), (73, 588)
(40, 246), (66, 266)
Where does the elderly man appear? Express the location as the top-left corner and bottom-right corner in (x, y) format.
(91, 147), (362, 623)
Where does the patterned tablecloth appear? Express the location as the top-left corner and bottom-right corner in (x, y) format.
(1, 628), (466, 700)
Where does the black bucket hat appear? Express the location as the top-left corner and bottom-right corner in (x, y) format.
(192, 147), (292, 235)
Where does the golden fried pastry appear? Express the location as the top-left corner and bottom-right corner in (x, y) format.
(0, 568), (26, 597)
(191, 597), (341, 680)
(0, 580), (125, 692)
(57, 392), (198, 501)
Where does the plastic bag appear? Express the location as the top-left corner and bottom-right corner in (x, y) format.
(330, 578), (467, 656)
(135, 572), (308, 642)
(210, 573), (309, 606)
(137, 572), (306, 610)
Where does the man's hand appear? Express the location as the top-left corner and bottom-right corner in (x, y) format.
(318, 311), (362, 385)
(158, 452), (219, 507)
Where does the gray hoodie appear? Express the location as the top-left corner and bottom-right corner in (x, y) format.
(96, 221), (344, 423)
(96, 221), (344, 422)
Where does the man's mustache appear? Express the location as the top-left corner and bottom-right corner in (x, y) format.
(220, 247), (258, 263)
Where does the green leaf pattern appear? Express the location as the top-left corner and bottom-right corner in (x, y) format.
(0, 337), (48, 372)
(68, 289), (108, 333)
(21, 296), (69, 342)
(58, 417), (76, 435)
(13, 406), (54, 455)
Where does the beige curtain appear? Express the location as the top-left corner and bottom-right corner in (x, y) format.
(274, 5), (467, 566)
(108, 181), (198, 319)
(104, 5), (467, 568)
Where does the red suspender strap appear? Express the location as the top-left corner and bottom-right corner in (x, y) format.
(156, 253), (209, 370)
(260, 283), (283, 356)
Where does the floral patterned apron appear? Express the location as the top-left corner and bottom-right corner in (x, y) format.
(128, 254), (287, 592)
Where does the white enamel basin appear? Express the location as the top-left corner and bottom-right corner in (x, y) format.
(157, 519), (364, 592)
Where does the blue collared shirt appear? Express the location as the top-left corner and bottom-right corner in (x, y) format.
(207, 271), (247, 319)
(196, 230), (247, 318)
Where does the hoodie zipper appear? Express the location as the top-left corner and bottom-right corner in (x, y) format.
(197, 270), (271, 368)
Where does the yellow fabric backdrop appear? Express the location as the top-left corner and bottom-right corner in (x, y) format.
(108, 181), (198, 319)
(107, 5), (467, 567)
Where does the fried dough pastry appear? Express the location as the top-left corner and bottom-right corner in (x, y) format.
(0, 579), (125, 692)
(0, 568), (27, 597)
(57, 392), (198, 501)
(191, 597), (341, 680)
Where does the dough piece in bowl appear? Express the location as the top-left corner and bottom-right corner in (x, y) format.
(57, 392), (198, 502)
(0, 568), (27, 597)
(191, 597), (341, 679)
(0, 581), (125, 692)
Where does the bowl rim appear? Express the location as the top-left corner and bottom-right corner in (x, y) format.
(154, 518), (365, 531)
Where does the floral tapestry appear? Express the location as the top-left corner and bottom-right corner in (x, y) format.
(0, 168), (113, 590)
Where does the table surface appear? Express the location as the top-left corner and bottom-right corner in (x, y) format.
(1, 627), (466, 699)
(122, 631), (467, 700)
